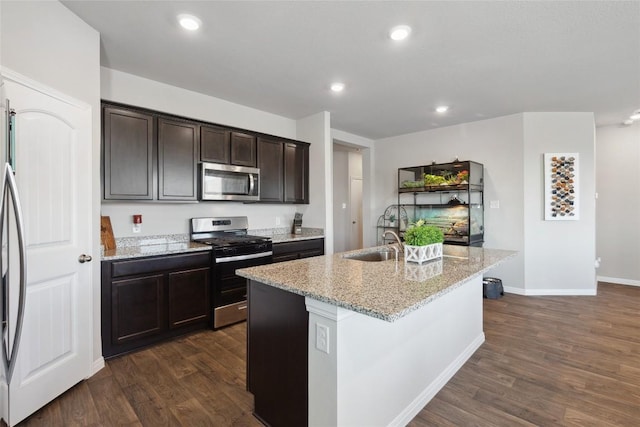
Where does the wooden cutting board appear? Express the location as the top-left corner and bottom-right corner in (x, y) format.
(100, 216), (116, 250)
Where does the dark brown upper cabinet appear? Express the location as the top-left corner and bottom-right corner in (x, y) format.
(103, 106), (155, 200)
(257, 137), (284, 202)
(284, 142), (309, 204)
(157, 118), (199, 201)
(258, 138), (309, 204)
(102, 101), (308, 204)
(200, 125), (230, 164)
(230, 132), (257, 167)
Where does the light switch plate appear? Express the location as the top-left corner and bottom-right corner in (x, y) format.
(490, 200), (500, 209)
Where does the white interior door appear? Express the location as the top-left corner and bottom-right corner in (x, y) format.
(349, 177), (363, 250)
(4, 74), (92, 425)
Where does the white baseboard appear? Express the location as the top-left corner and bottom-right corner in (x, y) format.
(390, 333), (485, 427)
(503, 286), (596, 296)
(503, 286), (526, 295)
(597, 276), (640, 287)
(90, 357), (105, 377)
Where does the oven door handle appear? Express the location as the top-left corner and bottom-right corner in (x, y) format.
(216, 251), (273, 263)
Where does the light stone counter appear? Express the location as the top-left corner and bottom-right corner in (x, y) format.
(101, 234), (211, 261)
(237, 244), (516, 322)
(101, 229), (323, 261)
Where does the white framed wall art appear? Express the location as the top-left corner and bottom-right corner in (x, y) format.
(544, 153), (579, 220)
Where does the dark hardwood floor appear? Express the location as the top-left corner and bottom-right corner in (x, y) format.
(20, 282), (640, 426)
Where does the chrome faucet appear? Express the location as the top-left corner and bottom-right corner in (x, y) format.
(383, 230), (404, 257)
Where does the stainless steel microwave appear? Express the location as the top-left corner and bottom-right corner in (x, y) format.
(200, 162), (260, 201)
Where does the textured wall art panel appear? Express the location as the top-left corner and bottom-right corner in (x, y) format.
(544, 153), (579, 221)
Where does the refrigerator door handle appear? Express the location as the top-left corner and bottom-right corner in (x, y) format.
(1, 162), (27, 383)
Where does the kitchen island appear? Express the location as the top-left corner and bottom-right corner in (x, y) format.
(237, 245), (515, 427)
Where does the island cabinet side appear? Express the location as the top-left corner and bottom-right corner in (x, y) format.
(247, 280), (309, 427)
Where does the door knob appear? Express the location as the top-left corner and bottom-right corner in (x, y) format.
(78, 254), (93, 263)
(352, 221), (356, 224)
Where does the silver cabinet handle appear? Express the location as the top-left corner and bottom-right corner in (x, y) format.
(78, 254), (93, 263)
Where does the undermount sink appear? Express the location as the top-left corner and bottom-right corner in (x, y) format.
(343, 249), (397, 262)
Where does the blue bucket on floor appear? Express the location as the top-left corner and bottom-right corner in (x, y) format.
(483, 277), (503, 299)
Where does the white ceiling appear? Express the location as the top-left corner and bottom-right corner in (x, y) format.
(62, 1), (640, 140)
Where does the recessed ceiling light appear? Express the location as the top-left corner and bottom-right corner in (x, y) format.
(331, 82), (345, 93)
(622, 119), (634, 126)
(435, 106), (449, 113)
(630, 109), (640, 120)
(178, 14), (202, 31)
(389, 25), (412, 41)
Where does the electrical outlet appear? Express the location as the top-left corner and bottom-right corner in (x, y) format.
(275, 216), (281, 226)
(316, 323), (330, 354)
(132, 224), (141, 233)
(490, 200), (500, 209)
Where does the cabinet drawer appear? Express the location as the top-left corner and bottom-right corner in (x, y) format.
(110, 252), (211, 278)
(273, 239), (324, 257)
(215, 301), (248, 328)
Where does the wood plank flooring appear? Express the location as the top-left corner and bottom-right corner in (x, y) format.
(20, 282), (640, 426)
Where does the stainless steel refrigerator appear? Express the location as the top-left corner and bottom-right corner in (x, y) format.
(0, 87), (27, 425)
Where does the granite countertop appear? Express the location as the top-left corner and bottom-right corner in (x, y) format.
(237, 245), (516, 322)
(101, 234), (211, 261)
(101, 228), (325, 261)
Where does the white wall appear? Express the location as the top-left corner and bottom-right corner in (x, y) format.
(372, 112), (597, 294)
(595, 123), (640, 285)
(522, 113), (596, 294)
(0, 1), (103, 368)
(100, 67), (318, 236)
(373, 114), (526, 292)
(297, 112), (333, 251)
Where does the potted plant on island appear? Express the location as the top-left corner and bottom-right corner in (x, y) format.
(403, 219), (444, 264)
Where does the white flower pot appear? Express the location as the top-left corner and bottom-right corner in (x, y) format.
(404, 243), (443, 264)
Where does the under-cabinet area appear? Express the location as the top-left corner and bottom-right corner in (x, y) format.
(102, 101), (309, 204)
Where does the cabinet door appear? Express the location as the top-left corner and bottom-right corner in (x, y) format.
(168, 267), (211, 329)
(201, 125), (230, 164)
(257, 137), (284, 202)
(284, 142), (309, 204)
(158, 118), (199, 200)
(111, 274), (165, 344)
(103, 106), (154, 200)
(230, 131), (257, 167)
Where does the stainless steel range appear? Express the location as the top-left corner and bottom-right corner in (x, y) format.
(191, 216), (272, 328)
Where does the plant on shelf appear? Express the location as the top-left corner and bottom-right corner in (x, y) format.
(456, 169), (469, 184)
(423, 174), (446, 186)
(388, 214), (396, 227)
(403, 219), (444, 264)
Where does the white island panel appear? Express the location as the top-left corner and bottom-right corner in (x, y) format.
(307, 275), (484, 426)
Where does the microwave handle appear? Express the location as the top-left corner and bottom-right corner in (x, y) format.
(249, 173), (255, 195)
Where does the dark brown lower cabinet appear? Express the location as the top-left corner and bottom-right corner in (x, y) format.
(112, 274), (165, 345)
(247, 280), (308, 427)
(102, 252), (212, 358)
(272, 238), (324, 263)
(168, 267), (210, 329)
